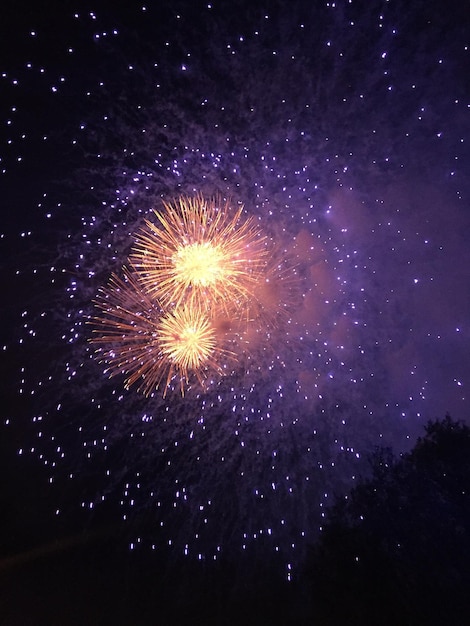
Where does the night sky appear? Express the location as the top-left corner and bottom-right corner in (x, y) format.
(1, 0), (469, 623)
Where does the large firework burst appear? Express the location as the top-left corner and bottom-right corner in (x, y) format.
(130, 195), (267, 312)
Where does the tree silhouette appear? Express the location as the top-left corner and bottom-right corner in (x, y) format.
(305, 416), (470, 625)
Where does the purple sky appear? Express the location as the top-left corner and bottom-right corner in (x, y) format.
(1, 0), (469, 575)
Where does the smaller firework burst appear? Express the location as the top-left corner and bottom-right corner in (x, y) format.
(157, 305), (230, 393)
(91, 267), (230, 396)
(130, 195), (267, 313)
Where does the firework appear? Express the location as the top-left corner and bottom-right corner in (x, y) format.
(91, 266), (231, 396)
(90, 194), (275, 396)
(158, 305), (230, 393)
(130, 195), (267, 312)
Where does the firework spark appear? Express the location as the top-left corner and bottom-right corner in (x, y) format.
(91, 267), (165, 395)
(130, 195), (267, 313)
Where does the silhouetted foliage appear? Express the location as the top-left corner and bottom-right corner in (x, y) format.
(305, 416), (470, 625)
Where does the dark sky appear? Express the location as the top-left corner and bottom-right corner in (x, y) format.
(0, 0), (469, 604)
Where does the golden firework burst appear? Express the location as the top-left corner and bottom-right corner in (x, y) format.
(157, 305), (227, 394)
(130, 195), (267, 311)
(158, 306), (216, 371)
(89, 194), (286, 397)
(90, 266), (230, 396)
